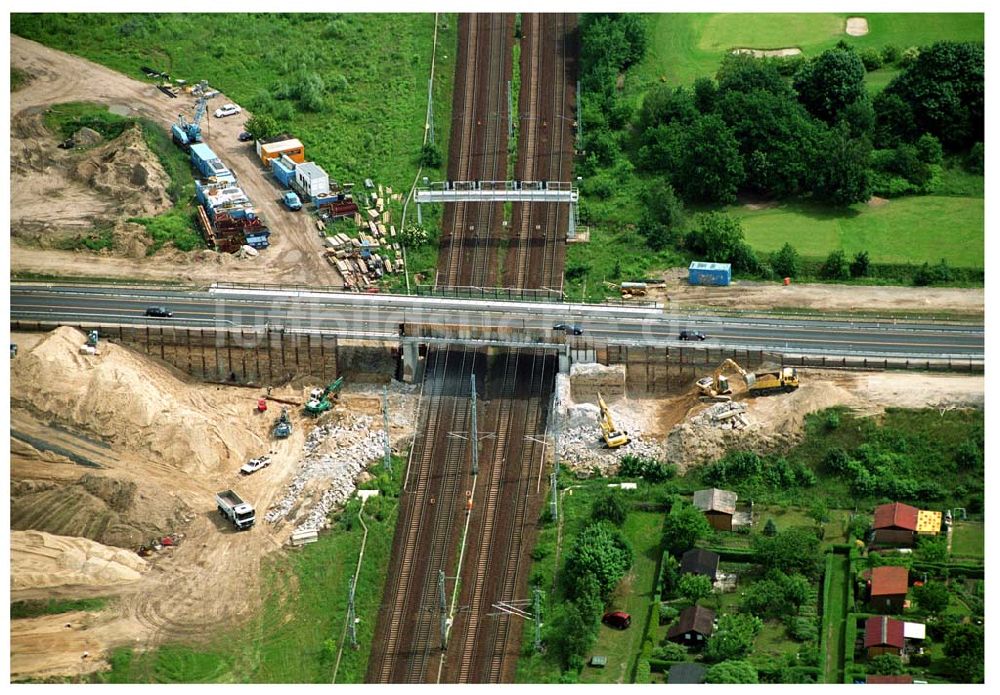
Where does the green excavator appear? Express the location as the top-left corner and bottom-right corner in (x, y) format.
(304, 376), (344, 416)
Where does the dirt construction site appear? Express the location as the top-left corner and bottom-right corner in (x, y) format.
(8, 326), (983, 680)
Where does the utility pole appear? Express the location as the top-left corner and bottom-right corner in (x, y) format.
(470, 373), (479, 476)
(347, 576), (357, 649)
(533, 587), (543, 652)
(382, 386), (392, 473)
(439, 569), (448, 651)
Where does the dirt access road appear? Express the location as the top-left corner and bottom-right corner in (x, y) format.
(653, 267), (983, 317)
(10, 35), (341, 287)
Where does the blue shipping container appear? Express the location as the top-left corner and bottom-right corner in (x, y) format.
(688, 261), (731, 286)
(271, 156), (297, 188)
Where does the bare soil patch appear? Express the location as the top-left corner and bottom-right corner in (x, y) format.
(10, 35), (342, 286)
(846, 17), (870, 36)
(8, 328), (419, 679)
(652, 267), (983, 316)
(731, 47), (802, 58)
(867, 195), (889, 207)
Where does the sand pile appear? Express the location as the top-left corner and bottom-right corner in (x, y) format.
(846, 17), (869, 36)
(10, 327), (261, 475)
(11, 466), (193, 549)
(74, 124), (171, 217)
(11, 530), (149, 595)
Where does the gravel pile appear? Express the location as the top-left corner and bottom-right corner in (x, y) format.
(264, 415), (386, 532)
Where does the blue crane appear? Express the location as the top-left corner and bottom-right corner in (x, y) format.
(171, 95), (208, 150)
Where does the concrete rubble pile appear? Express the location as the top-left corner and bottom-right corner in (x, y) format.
(691, 401), (751, 430)
(554, 373), (667, 476)
(264, 415), (385, 532)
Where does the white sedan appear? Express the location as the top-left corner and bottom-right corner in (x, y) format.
(214, 103), (242, 118)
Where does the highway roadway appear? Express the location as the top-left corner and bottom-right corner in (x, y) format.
(9, 284), (985, 359)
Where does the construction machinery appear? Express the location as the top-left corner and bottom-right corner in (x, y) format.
(273, 408), (292, 438)
(171, 95), (208, 149)
(304, 376), (344, 416)
(597, 392), (631, 449)
(697, 358), (800, 401)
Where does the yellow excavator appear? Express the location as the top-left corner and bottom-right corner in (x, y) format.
(697, 358), (800, 401)
(597, 392), (631, 449)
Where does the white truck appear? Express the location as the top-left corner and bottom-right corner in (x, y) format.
(240, 455), (271, 475)
(215, 489), (255, 530)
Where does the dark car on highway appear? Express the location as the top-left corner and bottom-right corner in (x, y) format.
(679, 330), (707, 341)
(602, 611), (631, 629)
(554, 323), (584, 336)
(144, 306), (173, 318)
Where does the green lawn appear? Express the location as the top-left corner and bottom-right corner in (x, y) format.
(950, 520), (984, 559)
(580, 511), (664, 684)
(821, 554), (850, 684)
(12, 13), (453, 197)
(634, 13), (983, 88)
(10, 597), (108, 620)
(732, 196), (984, 267)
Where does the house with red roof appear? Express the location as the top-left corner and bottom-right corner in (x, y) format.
(864, 615), (905, 657)
(866, 675), (913, 684)
(872, 502), (919, 546)
(865, 565), (910, 613)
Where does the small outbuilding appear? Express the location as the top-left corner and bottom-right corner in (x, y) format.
(693, 488), (738, 531)
(688, 261), (731, 286)
(666, 605), (716, 646)
(668, 662), (707, 684)
(865, 565), (909, 613)
(864, 615), (905, 657)
(872, 502), (919, 546)
(680, 548), (720, 582)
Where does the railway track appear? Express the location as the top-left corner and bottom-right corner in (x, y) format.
(368, 13), (571, 683)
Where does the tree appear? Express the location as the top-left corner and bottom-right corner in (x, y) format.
(420, 143), (443, 168)
(706, 660), (759, 684)
(639, 179), (685, 251)
(915, 133), (944, 164)
(290, 71), (326, 112)
(794, 47), (867, 123)
(637, 84), (697, 131)
(677, 573), (713, 603)
(752, 527), (824, 579)
(807, 499), (829, 526)
(704, 614), (763, 662)
(564, 521), (633, 599)
(653, 641), (689, 661)
(868, 654), (905, 675)
(944, 622), (984, 683)
(660, 554), (681, 598)
(665, 115), (745, 204)
(717, 53), (795, 99)
(692, 76), (717, 113)
(400, 224), (429, 248)
(809, 126), (872, 205)
(243, 113), (280, 141)
(545, 603), (596, 670)
(662, 500), (712, 556)
(912, 581), (949, 615)
(685, 213), (758, 273)
(763, 518), (778, 537)
(819, 250), (850, 280)
(881, 41), (984, 150)
(591, 492), (627, 525)
(850, 251), (871, 278)
(771, 243), (799, 278)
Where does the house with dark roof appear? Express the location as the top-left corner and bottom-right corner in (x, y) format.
(866, 674), (913, 684)
(864, 615), (905, 657)
(693, 488), (738, 531)
(872, 502), (919, 546)
(668, 662), (707, 684)
(680, 549), (720, 581)
(865, 565), (909, 613)
(666, 605), (716, 646)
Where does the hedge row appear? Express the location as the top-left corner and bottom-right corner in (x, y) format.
(792, 259), (985, 286)
(912, 561), (984, 579)
(632, 599), (661, 683)
(699, 546), (759, 562)
(842, 613), (860, 683)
